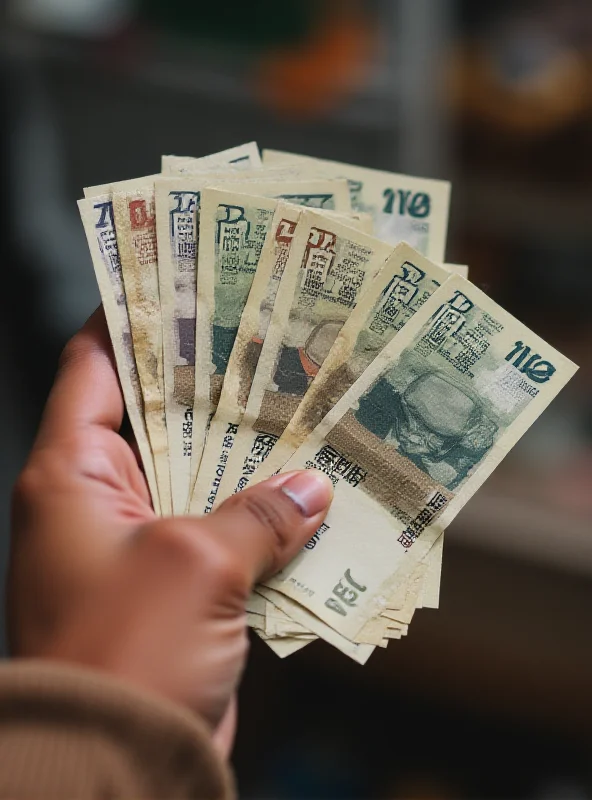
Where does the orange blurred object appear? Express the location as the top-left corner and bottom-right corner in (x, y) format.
(254, 3), (379, 118)
(449, 43), (590, 137)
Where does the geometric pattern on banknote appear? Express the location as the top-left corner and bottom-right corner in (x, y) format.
(322, 409), (453, 528)
(254, 391), (302, 438)
(174, 365), (195, 407)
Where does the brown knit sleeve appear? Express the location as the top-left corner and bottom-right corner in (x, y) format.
(0, 660), (235, 799)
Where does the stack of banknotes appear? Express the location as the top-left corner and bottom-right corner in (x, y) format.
(79, 142), (577, 664)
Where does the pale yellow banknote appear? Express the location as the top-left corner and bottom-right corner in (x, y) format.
(263, 150), (451, 262)
(213, 211), (395, 506)
(265, 275), (577, 642)
(112, 186), (173, 515)
(78, 196), (161, 513)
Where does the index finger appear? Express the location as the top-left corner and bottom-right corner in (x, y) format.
(36, 307), (124, 447)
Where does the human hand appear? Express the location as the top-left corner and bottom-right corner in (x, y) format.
(8, 309), (333, 755)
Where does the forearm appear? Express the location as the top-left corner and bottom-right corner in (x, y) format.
(0, 661), (234, 799)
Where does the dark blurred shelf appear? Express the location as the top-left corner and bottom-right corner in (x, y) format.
(454, 171), (592, 244)
(0, 26), (404, 133)
(450, 490), (592, 578)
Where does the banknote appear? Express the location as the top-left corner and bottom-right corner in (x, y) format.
(188, 181), (352, 498)
(250, 242), (452, 485)
(190, 204), (374, 515)
(78, 195), (161, 514)
(212, 211), (395, 506)
(112, 186), (172, 515)
(263, 275), (577, 641)
(263, 150), (451, 262)
(161, 141), (262, 175)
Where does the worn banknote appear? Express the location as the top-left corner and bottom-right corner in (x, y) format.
(191, 203), (373, 515)
(213, 210), (395, 506)
(111, 186), (173, 514)
(188, 182), (352, 500)
(86, 176), (171, 513)
(263, 150), (451, 263)
(263, 274), (577, 642)
(78, 195), (161, 513)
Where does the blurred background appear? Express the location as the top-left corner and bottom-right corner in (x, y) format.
(1, 0), (592, 796)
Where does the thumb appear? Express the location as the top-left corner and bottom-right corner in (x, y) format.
(200, 470), (333, 584)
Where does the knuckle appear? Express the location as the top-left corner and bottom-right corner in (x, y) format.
(12, 464), (44, 500)
(240, 493), (292, 567)
(146, 521), (201, 566)
(11, 463), (45, 508)
(144, 523), (248, 594)
(200, 537), (248, 594)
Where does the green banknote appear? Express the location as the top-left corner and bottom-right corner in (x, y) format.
(264, 275), (577, 642)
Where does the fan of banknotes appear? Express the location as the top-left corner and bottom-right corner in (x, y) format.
(79, 142), (577, 663)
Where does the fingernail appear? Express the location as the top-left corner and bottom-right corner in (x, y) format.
(281, 470), (333, 517)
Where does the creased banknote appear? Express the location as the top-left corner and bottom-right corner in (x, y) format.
(263, 150), (451, 263)
(78, 195), (161, 513)
(188, 182), (352, 499)
(112, 186), (172, 515)
(213, 210), (394, 506)
(264, 275), (577, 642)
(191, 204), (373, 515)
(251, 242), (452, 484)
